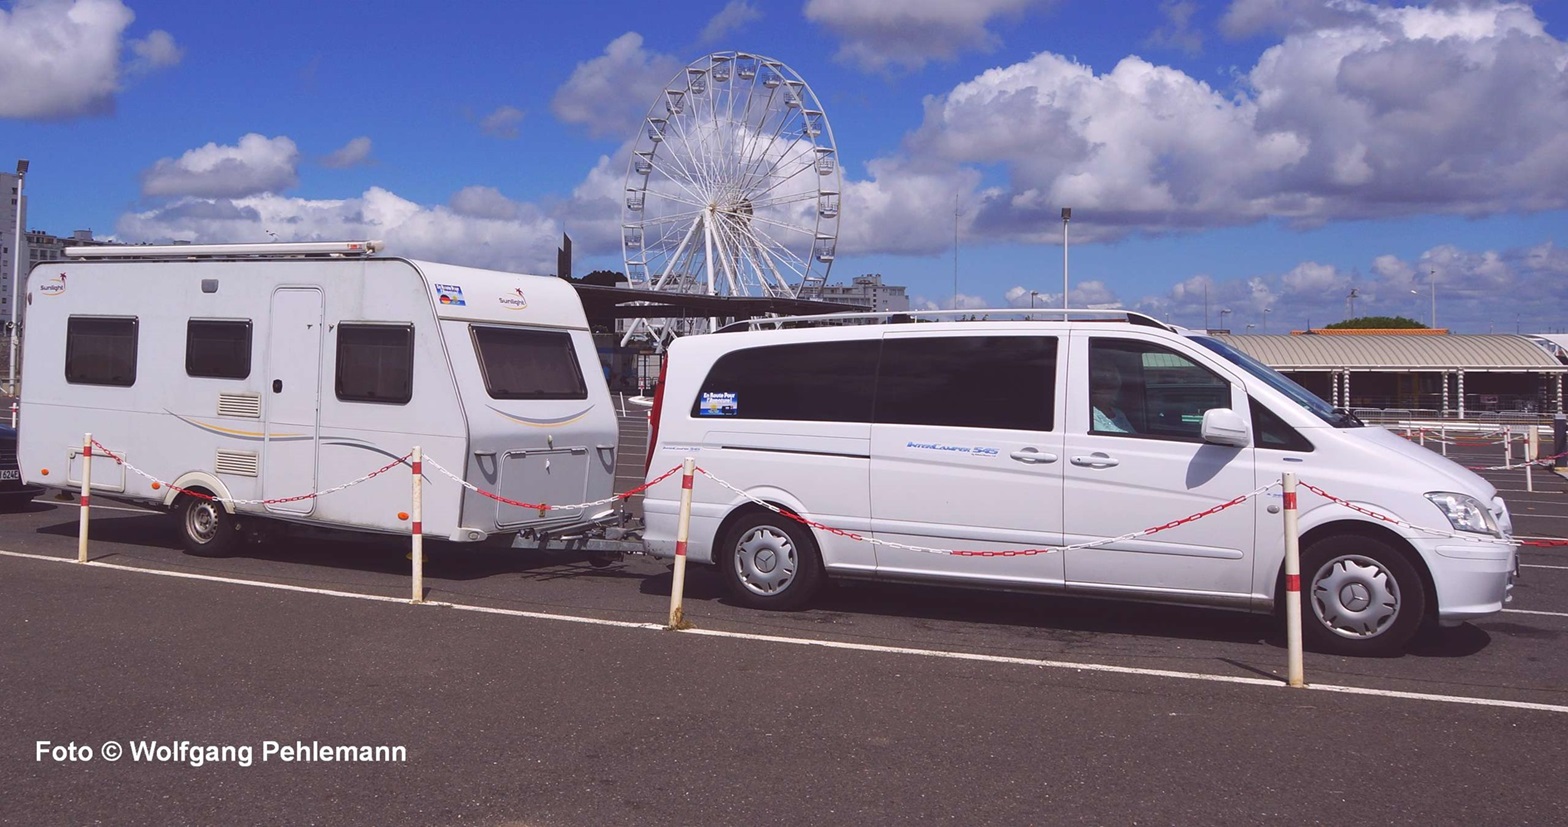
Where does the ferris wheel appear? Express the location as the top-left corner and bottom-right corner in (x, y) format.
(622, 51), (841, 343)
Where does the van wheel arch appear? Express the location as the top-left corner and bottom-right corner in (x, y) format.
(1278, 521), (1435, 656)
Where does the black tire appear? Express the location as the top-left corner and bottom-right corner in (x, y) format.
(716, 510), (823, 610)
(1299, 534), (1426, 657)
(178, 493), (239, 557)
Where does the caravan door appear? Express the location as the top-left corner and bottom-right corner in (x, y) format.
(263, 288), (324, 515)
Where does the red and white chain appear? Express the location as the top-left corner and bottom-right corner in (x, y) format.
(693, 466), (1277, 557)
(89, 438), (410, 506)
(420, 455), (683, 512)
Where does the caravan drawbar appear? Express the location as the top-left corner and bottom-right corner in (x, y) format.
(18, 240), (622, 554)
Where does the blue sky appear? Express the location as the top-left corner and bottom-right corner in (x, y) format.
(4, 0), (1568, 334)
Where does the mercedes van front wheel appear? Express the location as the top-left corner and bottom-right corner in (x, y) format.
(1300, 534), (1426, 657)
(718, 511), (823, 611)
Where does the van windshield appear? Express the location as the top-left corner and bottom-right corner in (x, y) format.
(1189, 335), (1357, 427)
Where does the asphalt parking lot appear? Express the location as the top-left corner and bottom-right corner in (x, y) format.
(2, 418), (1566, 825)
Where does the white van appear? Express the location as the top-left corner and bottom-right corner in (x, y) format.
(641, 310), (1518, 656)
(19, 241), (620, 554)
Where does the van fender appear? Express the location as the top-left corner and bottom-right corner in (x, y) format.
(1261, 498), (1433, 611)
(161, 472), (238, 514)
(710, 485), (815, 555)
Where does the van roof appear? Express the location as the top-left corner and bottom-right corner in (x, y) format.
(716, 308), (1179, 333)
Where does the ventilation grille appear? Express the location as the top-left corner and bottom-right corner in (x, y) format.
(215, 449), (259, 477)
(217, 393), (262, 419)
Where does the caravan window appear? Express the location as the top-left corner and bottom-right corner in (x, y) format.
(65, 316), (138, 386)
(335, 323), (414, 404)
(470, 326), (588, 400)
(186, 319), (252, 379)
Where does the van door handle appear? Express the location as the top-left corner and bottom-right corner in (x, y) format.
(1009, 448), (1058, 464)
(1071, 453), (1120, 468)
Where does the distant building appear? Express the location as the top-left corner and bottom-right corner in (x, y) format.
(1, 170), (25, 327)
(818, 273), (908, 312)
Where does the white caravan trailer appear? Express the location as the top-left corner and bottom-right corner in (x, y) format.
(18, 240), (621, 554)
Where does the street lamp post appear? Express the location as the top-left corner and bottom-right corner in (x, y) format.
(1263, 307), (1271, 333)
(1061, 207), (1071, 310)
(8, 158), (26, 397)
(1029, 290), (1039, 309)
(1219, 307), (1231, 332)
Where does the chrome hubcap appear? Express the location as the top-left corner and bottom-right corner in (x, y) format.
(734, 525), (797, 596)
(1310, 554), (1400, 640)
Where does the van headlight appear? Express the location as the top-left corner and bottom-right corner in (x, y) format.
(1425, 492), (1501, 537)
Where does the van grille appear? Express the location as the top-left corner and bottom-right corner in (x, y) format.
(215, 449), (259, 477)
(217, 393), (262, 419)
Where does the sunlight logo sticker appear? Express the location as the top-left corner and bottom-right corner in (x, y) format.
(38, 273), (67, 297)
(498, 287), (528, 310)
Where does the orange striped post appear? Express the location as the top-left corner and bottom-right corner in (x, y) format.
(667, 457), (696, 629)
(410, 446), (424, 604)
(77, 433), (92, 563)
(1282, 471), (1304, 687)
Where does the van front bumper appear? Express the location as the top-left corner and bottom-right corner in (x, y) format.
(1426, 536), (1518, 626)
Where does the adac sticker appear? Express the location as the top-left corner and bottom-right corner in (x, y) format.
(434, 283), (466, 306)
(499, 287), (528, 310)
(38, 273), (67, 297)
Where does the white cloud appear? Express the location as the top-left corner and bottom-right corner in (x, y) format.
(0, 0), (133, 119)
(116, 187), (562, 273)
(1146, 1), (1203, 56)
(321, 136), (373, 169)
(805, 0), (1052, 73)
(551, 32), (684, 139)
(140, 134), (300, 198)
(480, 105), (524, 139)
(844, 0), (1568, 255)
(126, 27), (181, 75)
(839, 157), (985, 256)
(449, 185), (520, 220)
(701, 0), (761, 44)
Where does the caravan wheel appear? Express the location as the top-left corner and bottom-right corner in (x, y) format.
(179, 493), (239, 557)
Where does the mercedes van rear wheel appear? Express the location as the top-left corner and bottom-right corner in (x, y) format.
(719, 511), (823, 610)
(1300, 535), (1426, 657)
(179, 493), (239, 557)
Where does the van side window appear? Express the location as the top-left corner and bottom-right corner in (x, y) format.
(186, 319), (252, 379)
(65, 316), (138, 386)
(691, 340), (879, 421)
(1090, 339), (1230, 441)
(336, 323), (414, 404)
(470, 326), (587, 400)
(876, 336), (1056, 430)
(1250, 397), (1314, 452)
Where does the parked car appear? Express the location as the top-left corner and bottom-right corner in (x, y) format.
(0, 423), (44, 509)
(640, 309), (1519, 657)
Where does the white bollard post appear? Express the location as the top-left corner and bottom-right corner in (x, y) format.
(1526, 427), (1538, 493)
(411, 446), (424, 604)
(667, 457), (696, 630)
(1282, 472), (1304, 688)
(78, 433), (92, 564)
(1418, 427), (1425, 447)
(1503, 425), (1512, 467)
(9, 401), (15, 428)
(1440, 424), (1447, 456)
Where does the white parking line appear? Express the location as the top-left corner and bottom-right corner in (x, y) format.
(4, 548), (1567, 715)
(1503, 608), (1568, 618)
(1521, 564), (1568, 571)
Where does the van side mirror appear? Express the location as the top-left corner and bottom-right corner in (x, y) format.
(1200, 408), (1250, 448)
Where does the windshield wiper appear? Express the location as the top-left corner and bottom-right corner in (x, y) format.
(1331, 407), (1365, 428)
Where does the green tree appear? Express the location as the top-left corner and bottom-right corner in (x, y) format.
(1323, 315), (1428, 330)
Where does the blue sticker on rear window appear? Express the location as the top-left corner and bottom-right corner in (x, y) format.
(699, 391), (738, 416)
